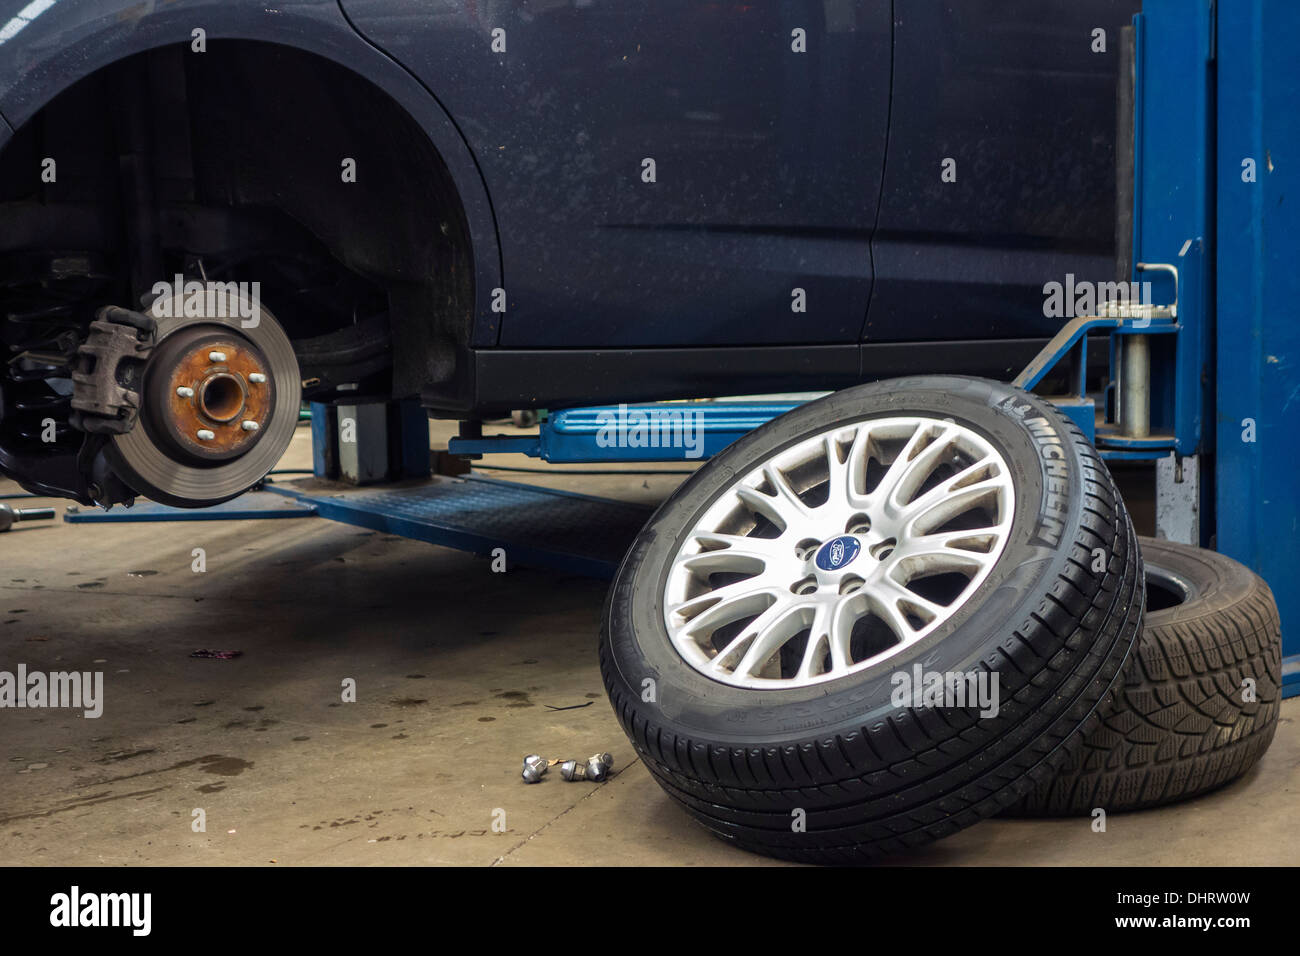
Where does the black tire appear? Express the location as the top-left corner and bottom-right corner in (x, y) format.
(599, 376), (1143, 863)
(1008, 536), (1282, 815)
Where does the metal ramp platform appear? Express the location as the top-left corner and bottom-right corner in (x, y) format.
(63, 490), (317, 522)
(264, 474), (654, 580)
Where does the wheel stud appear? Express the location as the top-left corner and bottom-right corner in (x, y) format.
(248, 372), (267, 384)
(795, 538), (821, 560)
(196, 429), (216, 441)
(790, 575), (818, 596)
(176, 386), (194, 398)
(241, 420), (259, 432)
(208, 350), (227, 363)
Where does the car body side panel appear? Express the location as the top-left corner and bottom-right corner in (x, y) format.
(0, 0), (505, 346)
(340, 0), (892, 348)
(867, 0), (1141, 343)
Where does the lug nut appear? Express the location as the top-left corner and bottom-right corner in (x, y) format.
(241, 420), (259, 432)
(560, 752), (614, 782)
(248, 373), (267, 384)
(196, 429), (216, 441)
(208, 351), (227, 363)
(521, 754), (549, 784)
(176, 386), (195, 398)
(586, 752), (614, 781)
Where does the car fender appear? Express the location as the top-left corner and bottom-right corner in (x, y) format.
(0, 0), (502, 345)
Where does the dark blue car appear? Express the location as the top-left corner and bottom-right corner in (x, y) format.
(0, 0), (1137, 507)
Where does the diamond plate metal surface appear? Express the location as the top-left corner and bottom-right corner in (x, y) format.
(268, 475), (654, 579)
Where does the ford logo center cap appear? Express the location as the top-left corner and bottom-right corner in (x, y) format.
(815, 535), (861, 571)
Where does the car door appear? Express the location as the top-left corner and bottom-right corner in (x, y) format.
(864, 0), (1142, 351)
(340, 0), (891, 348)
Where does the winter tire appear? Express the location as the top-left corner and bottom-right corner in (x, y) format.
(1009, 536), (1281, 815)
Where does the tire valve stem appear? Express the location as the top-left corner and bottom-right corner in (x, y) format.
(196, 429), (216, 441)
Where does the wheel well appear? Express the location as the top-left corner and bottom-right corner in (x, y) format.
(0, 39), (475, 398)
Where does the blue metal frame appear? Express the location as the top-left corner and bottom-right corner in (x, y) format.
(1215, 0), (1300, 694)
(1126, 2), (1215, 458)
(63, 492), (316, 523)
(449, 402), (801, 464)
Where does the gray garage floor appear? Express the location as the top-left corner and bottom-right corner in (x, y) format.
(1, 420), (1296, 866)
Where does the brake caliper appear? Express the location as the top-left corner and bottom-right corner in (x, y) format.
(69, 306), (156, 435)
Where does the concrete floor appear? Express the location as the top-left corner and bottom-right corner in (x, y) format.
(1, 420), (1296, 866)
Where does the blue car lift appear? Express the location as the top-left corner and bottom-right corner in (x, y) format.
(66, 0), (1297, 696)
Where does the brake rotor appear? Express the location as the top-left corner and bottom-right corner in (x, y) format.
(107, 287), (300, 508)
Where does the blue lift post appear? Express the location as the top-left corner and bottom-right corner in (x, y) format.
(1215, 0), (1300, 696)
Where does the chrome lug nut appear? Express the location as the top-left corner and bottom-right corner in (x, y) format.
(560, 753), (614, 782)
(521, 754), (549, 784)
(586, 752), (614, 782)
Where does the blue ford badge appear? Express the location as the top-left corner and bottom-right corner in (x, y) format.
(815, 535), (861, 571)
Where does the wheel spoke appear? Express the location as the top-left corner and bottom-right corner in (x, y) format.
(904, 476), (1009, 536)
(735, 483), (798, 533)
(889, 528), (1005, 575)
(691, 531), (785, 563)
(672, 548), (767, 578)
(826, 599), (857, 673)
(793, 605), (833, 680)
(669, 581), (773, 634)
(878, 423), (959, 513)
(727, 600), (808, 679)
(821, 424), (878, 513)
(867, 577), (947, 641)
(763, 463), (813, 520)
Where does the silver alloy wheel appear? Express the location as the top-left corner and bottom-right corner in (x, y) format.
(663, 415), (1016, 688)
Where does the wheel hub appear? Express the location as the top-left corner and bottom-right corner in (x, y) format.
(144, 326), (275, 463)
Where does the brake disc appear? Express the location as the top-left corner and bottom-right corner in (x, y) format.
(106, 286), (300, 508)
